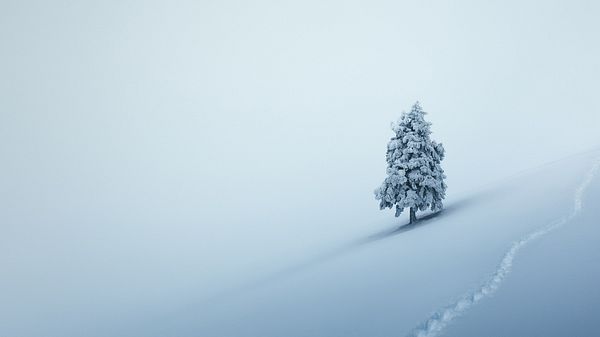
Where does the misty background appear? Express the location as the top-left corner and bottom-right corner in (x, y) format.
(1, 0), (599, 336)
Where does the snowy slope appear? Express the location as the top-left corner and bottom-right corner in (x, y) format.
(3, 145), (598, 337)
(444, 157), (600, 337)
(110, 150), (600, 337)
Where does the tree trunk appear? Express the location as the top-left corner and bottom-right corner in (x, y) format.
(410, 207), (417, 224)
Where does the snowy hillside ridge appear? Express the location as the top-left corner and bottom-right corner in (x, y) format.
(406, 156), (600, 337)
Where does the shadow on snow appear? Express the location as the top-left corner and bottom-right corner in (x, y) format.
(176, 188), (507, 317)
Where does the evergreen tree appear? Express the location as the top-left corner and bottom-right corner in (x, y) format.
(375, 102), (447, 223)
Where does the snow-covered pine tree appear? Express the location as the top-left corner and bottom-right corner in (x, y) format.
(375, 102), (446, 223)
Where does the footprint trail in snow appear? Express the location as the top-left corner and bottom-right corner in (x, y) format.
(406, 157), (600, 337)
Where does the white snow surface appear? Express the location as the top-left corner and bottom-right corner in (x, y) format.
(115, 150), (600, 337)
(407, 153), (600, 337)
(3, 137), (600, 337)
